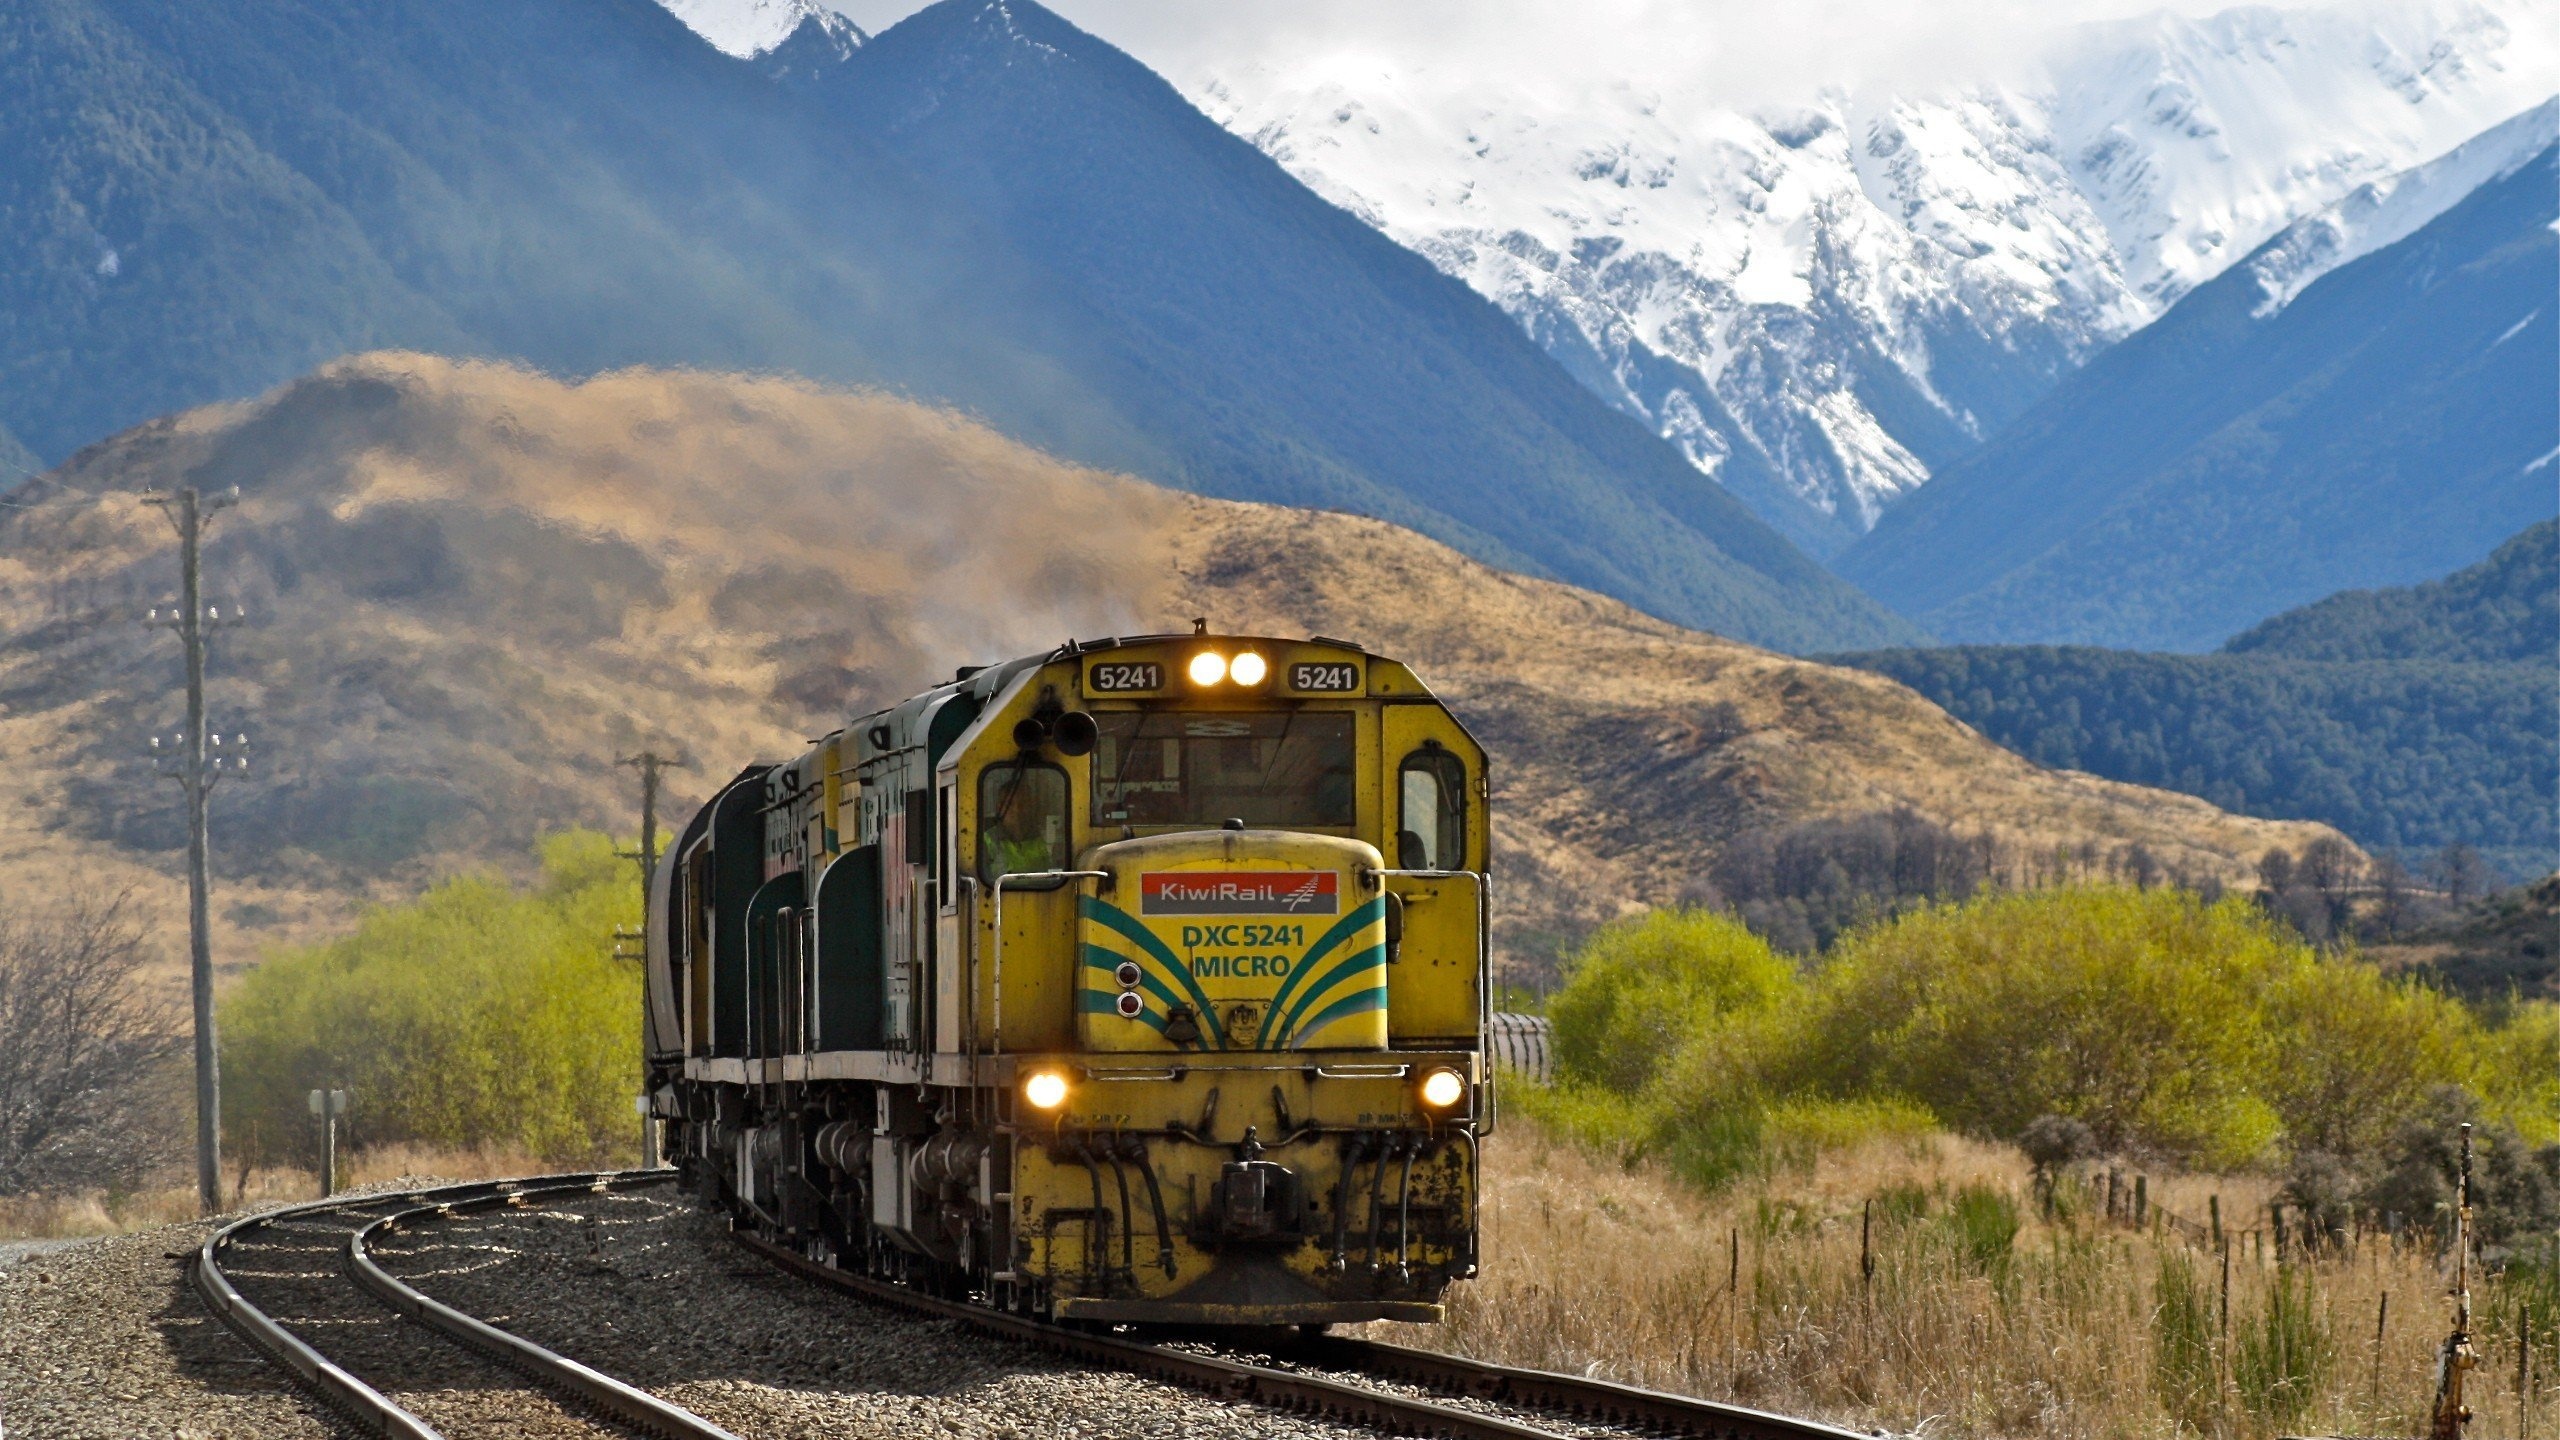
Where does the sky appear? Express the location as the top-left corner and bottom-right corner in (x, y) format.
(824, 0), (2260, 104)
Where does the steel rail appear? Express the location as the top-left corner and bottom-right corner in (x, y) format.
(193, 1169), (730, 1440)
(1280, 1333), (1872, 1440)
(193, 1187), (444, 1440)
(347, 1173), (743, 1440)
(733, 1226), (1565, 1439)
(735, 1222), (1867, 1440)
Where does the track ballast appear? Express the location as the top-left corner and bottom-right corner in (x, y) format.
(192, 1171), (736, 1440)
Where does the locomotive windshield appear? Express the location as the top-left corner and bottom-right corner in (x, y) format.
(1091, 711), (1355, 828)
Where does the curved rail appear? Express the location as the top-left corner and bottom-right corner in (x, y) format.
(348, 1174), (744, 1440)
(1279, 1333), (1867, 1440)
(193, 1170), (735, 1440)
(730, 1226), (1552, 1437)
(735, 1223), (1865, 1440)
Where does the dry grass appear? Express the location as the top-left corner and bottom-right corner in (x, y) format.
(1367, 1124), (2558, 1440)
(0, 1142), (589, 1240)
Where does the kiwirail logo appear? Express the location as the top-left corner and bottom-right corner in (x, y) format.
(1140, 870), (1339, 916)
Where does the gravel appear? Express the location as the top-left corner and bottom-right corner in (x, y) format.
(2, 1180), (1544, 1440)
(0, 1238), (90, 1267)
(213, 1194), (631, 1439)
(0, 1218), (332, 1440)
(369, 1185), (1388, 1440)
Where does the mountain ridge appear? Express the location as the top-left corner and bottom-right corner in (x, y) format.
(1182, 0), (2556, 548)
(0, 0), (1909, 652)
(801, 0), (1911, 648)
(0, 353), (2341, 983)
(1838, 135), (2559, 650)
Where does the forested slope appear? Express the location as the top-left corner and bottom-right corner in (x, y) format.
(1834, 523), (2559, 878)
(2222, 519), (2556, 664)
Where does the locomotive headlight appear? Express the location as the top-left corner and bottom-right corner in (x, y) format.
(1024, 1069), (1072, 1111)
(1228, 650), (1268, 686)
(1419, 1067), (1467, 1110)
(1187, 650), (1228, 686)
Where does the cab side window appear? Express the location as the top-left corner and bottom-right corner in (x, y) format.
(1397, 746), (1467, 871)
(979, 762), (1070, 885)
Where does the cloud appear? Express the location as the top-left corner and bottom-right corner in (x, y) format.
(830, 0), (2248, 104)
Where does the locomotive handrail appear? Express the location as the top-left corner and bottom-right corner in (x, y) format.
(1369, 867), (1494, 1132)
(988, 869), (1111, 1057)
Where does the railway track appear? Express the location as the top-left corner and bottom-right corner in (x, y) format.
(733, 1225), (1869, 1440)
(192, 1171), (737, 1440)
(193, 1167), (1865, 1440)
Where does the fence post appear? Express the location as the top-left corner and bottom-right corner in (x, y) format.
(2520, 1302), (2532, 1440)
(1861, 1199), (1874, 1303)
(2374, 1292), (2389, 1411)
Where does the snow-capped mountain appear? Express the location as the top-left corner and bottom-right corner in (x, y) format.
(658, 0), (860, 57)
(1183, 1), (2558, 553)
(2247, 95), (2557, 314)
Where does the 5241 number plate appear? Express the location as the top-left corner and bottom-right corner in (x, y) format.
(1087, 661), (1164, 693)
(1288, 661), (1361, 693)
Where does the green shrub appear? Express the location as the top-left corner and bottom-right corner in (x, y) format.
(2476, 1002), (2560, 1144)
(1532, 886), (2553, 1183)
(1807, 889), (2295, 1166)
(2234, 1266), (2333, 1428)
(2257, 957), (2473, 1159)
(1547, 908), (1796, 1095)
(1941, 1183), (2021, 1278)
(221, 832), (642, 1165)
(2150, 1247), (2219, 1431)
(1508, 1080), (1661, 1167)
(1759, 1095), (1936, 1162)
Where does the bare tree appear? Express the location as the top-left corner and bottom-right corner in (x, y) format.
(2372, 851), (2413, 940)
(0, 890), (186, 1194)
(2434, 844), (2489, 906)
(2257, 847), (2297, 896)
(2124, 842), (2162, 890)
(2302, 837), (2362, 933)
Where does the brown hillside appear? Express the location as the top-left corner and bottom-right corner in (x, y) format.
(0, 354), (2342, 986)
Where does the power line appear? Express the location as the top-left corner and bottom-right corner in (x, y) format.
(0, 473), (108, 507)
(141, 484), (244, 1216)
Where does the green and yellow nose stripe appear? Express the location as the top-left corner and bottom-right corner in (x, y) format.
(1254, 899), (1385, 1048)
(1080, 898), (1229, 1047)
(1078, 896), (1387, 1051)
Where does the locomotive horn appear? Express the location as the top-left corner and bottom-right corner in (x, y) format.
(1052, 711), (1099, 756)
(1013, 715), (1053, 750)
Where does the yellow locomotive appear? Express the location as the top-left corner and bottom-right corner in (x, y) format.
(644, 630), (1490, 1324)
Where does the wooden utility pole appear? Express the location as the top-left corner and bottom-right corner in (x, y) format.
(619, 750), (687, 886)
(618, 750), (686, 1169)
(144, 485), (241, 1215)
(2430, 1123), (2479, 1440)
